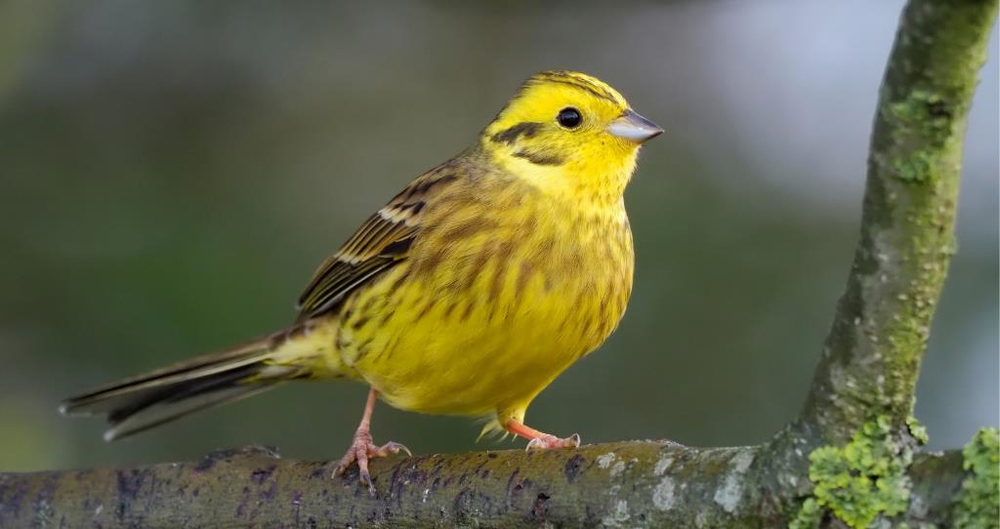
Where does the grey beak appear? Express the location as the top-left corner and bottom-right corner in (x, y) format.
(607, 109), (664, 143)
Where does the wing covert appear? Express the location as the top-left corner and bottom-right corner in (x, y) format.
(294, 167), (458, 321)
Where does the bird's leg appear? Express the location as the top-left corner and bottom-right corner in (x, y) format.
(334, 388), (411, 494)
(504, 419), (581, 450)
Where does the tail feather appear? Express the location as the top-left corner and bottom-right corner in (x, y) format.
(60, 331), (311, 441)
(102, 383), (276, 441)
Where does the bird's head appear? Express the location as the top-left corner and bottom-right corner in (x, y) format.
(481, 71), (662, 205)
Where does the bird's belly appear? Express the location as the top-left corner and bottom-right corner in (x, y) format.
(340, 250), (630, 416)
(372, 313), (586, 416)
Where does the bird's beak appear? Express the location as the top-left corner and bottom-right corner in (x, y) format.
(607, 109), (663, 143)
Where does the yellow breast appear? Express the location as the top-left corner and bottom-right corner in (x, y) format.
(334, 173), (634, 420)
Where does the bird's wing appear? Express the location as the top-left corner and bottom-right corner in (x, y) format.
(295, 168), (457, 321)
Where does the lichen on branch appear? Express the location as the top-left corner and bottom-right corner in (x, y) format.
(790, 417), (928, 528)
(954, 428), (1000, 529)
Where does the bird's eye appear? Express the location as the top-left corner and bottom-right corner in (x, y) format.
(556, 107), (583, 129)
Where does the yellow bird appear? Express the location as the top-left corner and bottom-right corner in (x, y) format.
(60, 70), (662, 492)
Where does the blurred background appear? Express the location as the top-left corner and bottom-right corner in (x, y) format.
(0, 1), (996, 472)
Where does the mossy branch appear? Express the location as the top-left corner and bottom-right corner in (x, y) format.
(1, 0), (996, 527)
(799, 0), (996, 443)
(0, 442), (976, 528)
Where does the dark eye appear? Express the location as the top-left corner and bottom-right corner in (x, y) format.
(556, 107), (582, 129)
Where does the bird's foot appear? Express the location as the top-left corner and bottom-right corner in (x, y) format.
(504, 418), (582, 451)
(333, 428), (411, 494)
(525, 433), (582, 451)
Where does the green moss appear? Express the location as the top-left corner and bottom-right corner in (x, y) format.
(888, 90), (953, 184)
(790, 417), (925, 528)
(789, 498), (821, 529)
(953, 428), (999, 529)
(891, 151), (932, 183)
(906, 416), (929, 445)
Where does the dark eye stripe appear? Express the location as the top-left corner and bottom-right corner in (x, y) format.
(490, 122), (542, 145)
(512, 149), (565, 166)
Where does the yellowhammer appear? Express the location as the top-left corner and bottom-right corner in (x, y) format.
(60, 70), (662, 492)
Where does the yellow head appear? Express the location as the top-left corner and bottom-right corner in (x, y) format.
(481, 71), (662, 205)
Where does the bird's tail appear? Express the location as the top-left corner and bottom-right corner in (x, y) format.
(60, 324), (330, 441)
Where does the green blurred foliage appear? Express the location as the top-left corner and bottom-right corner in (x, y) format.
(0, 1), (995, 472)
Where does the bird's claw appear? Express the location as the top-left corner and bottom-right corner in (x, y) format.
(525, 433), (581, 451)
(334, 430), (411, 494)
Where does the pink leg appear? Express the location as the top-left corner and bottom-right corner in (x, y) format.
(334, 388), (411, 494)
(505, 419), (581, 450)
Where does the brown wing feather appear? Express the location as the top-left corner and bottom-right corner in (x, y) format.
(295, 165), (459, 321)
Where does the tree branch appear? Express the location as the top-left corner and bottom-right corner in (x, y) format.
(0, 442), (970, 528)
(799, 0), (997, 443)
(1, 0), (995, 527)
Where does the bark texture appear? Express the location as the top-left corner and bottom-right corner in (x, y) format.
(1, 0), (996, 527)
(0, 443), (972, 528)
(800, 0), (997, 443)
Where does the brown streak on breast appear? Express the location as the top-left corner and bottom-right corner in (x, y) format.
(515, 262), (534, 300)
(413, 297), (438, 324)
(460, 299), (475, 322)
(386, 268), (411, 294)
(461, 247), (493, 295)
(438, 217), (499, 244)
(443, 299), (460, 320)
(489, 240), (516, 304)
(350, 315), (370, 331)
